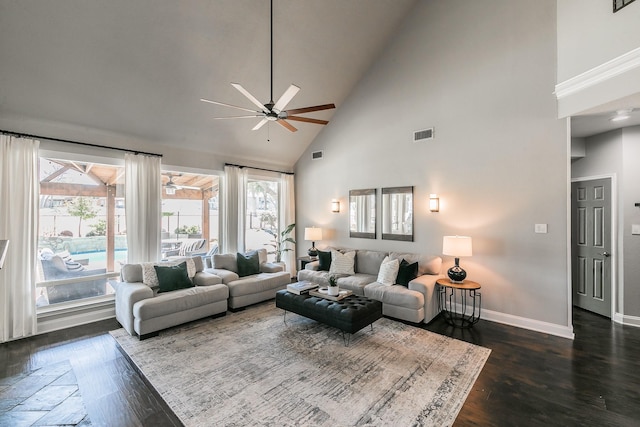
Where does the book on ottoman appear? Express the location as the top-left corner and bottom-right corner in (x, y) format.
(287, 281), (319, 295)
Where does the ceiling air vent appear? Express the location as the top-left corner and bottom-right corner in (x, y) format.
(414, 128), (434, 142)
(312, 150), (323, 160)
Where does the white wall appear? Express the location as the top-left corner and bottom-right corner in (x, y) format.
(557, 0), (640, 82)
(295, 0), (570, 333)
(621, 126), (640, 317)
(556, 1), (640, 117)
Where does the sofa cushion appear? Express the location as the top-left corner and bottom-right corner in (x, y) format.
(336, 273), (377, 296)
(297, 269), (330, 286)
(364, 282), (424, 310)
(205, 268), (240, 284)
(389, 252), (442, 276)
(237, 251), (260, 277)
(133, 285), (228, 320)
(213, 253), (238, 273)
(227, 272), (291, 297)
(356, 250), (388, 275)
(329, 250), (355, 275)
(193, 271), (223, 286)
(154, 262), (194, 293)
(396, 259), (419, 286)
(317, 249), (331, 271)
(377, 256), (399, 286)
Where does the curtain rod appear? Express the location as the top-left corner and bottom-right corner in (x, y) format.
(0, 129), (163, 157)
(225, 162), (294, 175)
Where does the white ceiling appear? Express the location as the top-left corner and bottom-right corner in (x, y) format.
(0, 0), (417, 168)
(571, 93), (640, 138)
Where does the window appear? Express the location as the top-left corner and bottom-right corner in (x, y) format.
(161, 171), (220, 259)
(37, 158), (125, 308)
(245, 176), (279, 260)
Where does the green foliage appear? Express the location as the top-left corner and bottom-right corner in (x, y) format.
(263, 223), (296, 263)
(328, 275), (338, 287)
(86, 219), (107, 237)
(66, 197), (97, 237)
(175, 225), (200, 235)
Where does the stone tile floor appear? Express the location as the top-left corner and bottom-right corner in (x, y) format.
(0, 360), (91, 426)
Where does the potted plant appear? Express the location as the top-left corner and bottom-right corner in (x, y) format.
(328, 275), (339, 296)
(263, 223), (296, 264)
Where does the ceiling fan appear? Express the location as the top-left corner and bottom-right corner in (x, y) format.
(163, 173), (200, 194)
(200, 0), (335, 133)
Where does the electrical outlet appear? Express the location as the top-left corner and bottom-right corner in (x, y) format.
(535, 224), (548, 234)
(632, 224), (640, 235)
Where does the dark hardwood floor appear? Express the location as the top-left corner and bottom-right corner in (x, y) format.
(1, 307), (639, 426)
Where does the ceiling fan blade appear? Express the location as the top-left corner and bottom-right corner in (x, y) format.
(211, 115), (263, 120)
(200, 98), (260, 114)
(273, 84), (300, 112)
(286, 116), (329, 125)
(231, 83), (268, 112)
(252, 118), (269, 131)
(285, 103), (336, 115)
(277, 119), (298, 132)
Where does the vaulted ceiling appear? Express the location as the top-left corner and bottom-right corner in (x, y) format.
(0, 0), (417, 168)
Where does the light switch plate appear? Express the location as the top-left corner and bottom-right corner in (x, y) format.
(632, 224), (640, 235)
(535, 224), (548, 234)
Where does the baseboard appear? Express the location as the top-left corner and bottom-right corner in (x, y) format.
(480, 308), (575, 340)
(37, 301), (115, 334)
(613, 312), (640, 327)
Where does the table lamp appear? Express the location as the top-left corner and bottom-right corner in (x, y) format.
(442, 235), (472, 283)
(304, 227), (322, 257)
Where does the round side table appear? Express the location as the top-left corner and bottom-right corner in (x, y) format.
(436, 278), (482, 328)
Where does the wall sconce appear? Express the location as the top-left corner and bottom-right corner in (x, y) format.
(429, 194), (440, 212)
(331, 199), (340, 213)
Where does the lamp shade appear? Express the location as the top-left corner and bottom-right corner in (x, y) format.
(442, 236), (472, 257)
(304, 227), (323, 241)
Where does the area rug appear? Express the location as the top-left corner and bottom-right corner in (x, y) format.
(110, 302), (490, 427)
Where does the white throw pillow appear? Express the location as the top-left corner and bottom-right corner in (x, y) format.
(377, 256), (400, 286)
(329, 250), (356, 275)
(140, 258), (196, 288)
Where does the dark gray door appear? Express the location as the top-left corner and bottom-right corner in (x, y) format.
(571, 178), (612, 318)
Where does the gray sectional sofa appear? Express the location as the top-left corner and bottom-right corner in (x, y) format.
(297, 248), (443, 324)
(115, 249), (291, 339)
(204, 249), (291, 309)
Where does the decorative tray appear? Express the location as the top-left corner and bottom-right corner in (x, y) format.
(309, 287), (353, 301)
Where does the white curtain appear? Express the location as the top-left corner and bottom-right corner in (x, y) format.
(222, 165), (246, 254)
(279, 173), (296, 277)
(0, 135), (39, 342)
(125, 153), (162, 263)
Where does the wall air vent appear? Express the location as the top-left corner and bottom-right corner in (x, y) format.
(414, 128), (434, 142)
(312, 150), (323, 160)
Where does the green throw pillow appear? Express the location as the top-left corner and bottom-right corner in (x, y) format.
(237, 250), (260, 277)
(317, 249), (331, 271)
(154, 262), (194, 293)
(396, 259), (419, 286)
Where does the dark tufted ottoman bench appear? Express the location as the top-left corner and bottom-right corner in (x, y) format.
(275, 290), (383, 344)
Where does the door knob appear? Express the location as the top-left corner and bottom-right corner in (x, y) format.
(601, 251), (611, 257)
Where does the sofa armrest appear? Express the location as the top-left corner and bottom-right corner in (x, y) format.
(115, 282), (154, 336)
(260, 262), (284, 273)
(408, 274), (443, 323)
(193, 271), (222, 286)
(305, 260), (320, 271)
(204, 268), (240, 284)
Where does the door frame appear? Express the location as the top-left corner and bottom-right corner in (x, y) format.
(570, 174), (618, 319)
